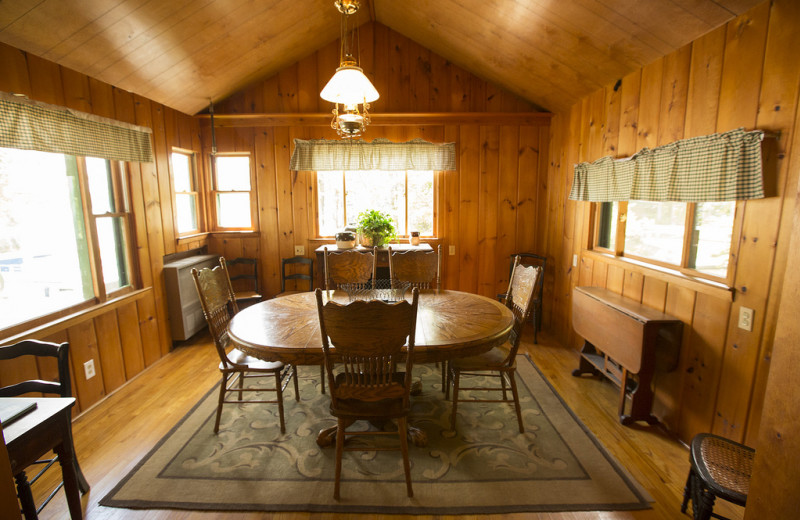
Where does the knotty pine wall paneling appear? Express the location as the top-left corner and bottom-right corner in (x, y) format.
(207, 23), (551, 303)
(543, 0), (800, 446)
(0, 42), (200, 413)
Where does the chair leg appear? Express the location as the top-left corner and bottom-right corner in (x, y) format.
(64, 424), (90, 494)
(398, 416), (413, 497)
(320, 364), (326, 394)
(500, 371), (508, 401)
(214, 372), (229, 433)
(440, 361), (446, 392)
(450, 368), (461, 431)
(292, 364), (300, 402)
(238, 370), (245, 401)
(275, 371), (286, 434)
(681, 469), (693, 514)
(334, 417), (346, 500)
(507, 369), (525, 433)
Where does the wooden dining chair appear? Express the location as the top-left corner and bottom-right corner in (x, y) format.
(0, 339), (90, 519)
(388, 245), (441, 290)
(315, 287), (420, 500)
(225, 256), (263, 307)
(323, 247), (377, 290)
(497, 253), (546, 344)
(192, 257), (299, 434)
(446, 256), (541, 433)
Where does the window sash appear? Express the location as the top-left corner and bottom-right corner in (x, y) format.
(211, 154), (255, 230)
(171, 149), (201, 235)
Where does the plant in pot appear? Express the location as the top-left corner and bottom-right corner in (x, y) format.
(356, 209), (396, 247)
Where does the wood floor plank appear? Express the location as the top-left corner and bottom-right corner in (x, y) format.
(30, 328), (745, 520)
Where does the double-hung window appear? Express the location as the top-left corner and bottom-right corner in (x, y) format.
(212, 154), (254, 230)
(595, 200), (738, 281)
(317, 170), (435, 237)
(171, 148), (200, 235)
(0, 148), (135, 331)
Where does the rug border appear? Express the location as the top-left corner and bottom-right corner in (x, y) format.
(100, 356), (652, 514)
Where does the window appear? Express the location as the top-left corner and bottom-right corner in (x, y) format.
(171, 149), (200, 235)
(316, 170), (434, 237)
(212, 154), (253, 229)
(595, 200), (737, 281)
(0, 148), (135, 331)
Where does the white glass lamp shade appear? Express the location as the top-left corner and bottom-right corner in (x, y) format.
(320, 65), (379, 105)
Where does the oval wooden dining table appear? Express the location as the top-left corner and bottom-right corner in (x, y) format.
(227, 289), (514, 446)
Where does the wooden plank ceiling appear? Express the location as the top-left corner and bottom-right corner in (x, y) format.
(0, 0), (763, 115)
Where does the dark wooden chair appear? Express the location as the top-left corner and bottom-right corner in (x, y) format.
(446, 256), (541, 433)
(275, 256), (324, 393)
(225, 257), (262, 306)
(388, 245), (441, 290)
(498, 252), (545, 343)
(314, 287), (420, 500)
(323, 247), (376, 290)
(681, 433), (753, 520)
(0, 339), (90, 519)
(192, 257), (298, 434)
(277, 256), (314, 297)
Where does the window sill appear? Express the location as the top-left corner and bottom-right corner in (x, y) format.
(582, 249), (735, 302)
(0, 288), (152, 345)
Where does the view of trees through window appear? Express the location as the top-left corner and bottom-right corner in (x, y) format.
(596, 200), (736, 280)
(0, 148), (133, 330)
(317, 170), (433, 237)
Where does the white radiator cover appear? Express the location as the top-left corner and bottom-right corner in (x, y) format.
(163, 254), (219, 341)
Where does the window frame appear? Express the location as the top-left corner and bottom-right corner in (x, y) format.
(170, 147), (203, 236)
(313, 169), (441, 238)
(210, 152), (257, 231)
(0, 151), (138, 337)
(592, 200), (743, 285)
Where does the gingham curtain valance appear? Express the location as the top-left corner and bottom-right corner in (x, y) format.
(290, 138), (456, 171)
(0, 92), (154, 163)
(569, 128), (764, 202)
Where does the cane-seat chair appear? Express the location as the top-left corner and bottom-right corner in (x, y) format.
(497, 253), (546, 344)
(315, 287), (420, 500)
(681, 433), (753, 520)
(192, 257), (298, 434)
(0, 339), (90, 518)
(446, 256), (541, 433)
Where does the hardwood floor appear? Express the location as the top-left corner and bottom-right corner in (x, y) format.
(28, 327), (745, 520)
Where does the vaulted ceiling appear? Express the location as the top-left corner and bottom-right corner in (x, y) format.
(0, 0), (763, 115)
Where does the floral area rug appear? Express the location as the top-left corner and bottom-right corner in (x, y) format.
(101, 355), (651, 514)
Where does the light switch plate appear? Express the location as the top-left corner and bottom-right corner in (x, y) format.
(294, 245), (305, 256)
(449, 245), (456, 255)
(573, 254), (578, 267)
(738, 307), (754, 331)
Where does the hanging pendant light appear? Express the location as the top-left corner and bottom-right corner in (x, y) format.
(320, 0), (379, 139)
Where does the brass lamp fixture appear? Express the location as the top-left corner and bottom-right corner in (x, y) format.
(320, 0), (379, 139)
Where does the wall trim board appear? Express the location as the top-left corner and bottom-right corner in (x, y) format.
(198, 112), (553, 128)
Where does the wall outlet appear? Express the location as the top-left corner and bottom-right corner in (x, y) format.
(84, 359), (96, 380)
(449, 245), (456, 256)
(294, 245), (305, 256)
(738, 307), (754, 331)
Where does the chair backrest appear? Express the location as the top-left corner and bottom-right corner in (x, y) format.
(323, 247), (377, 290)
(508, 253), (545, 303)
(315, 288), (419, 408)
(502, 256), (541, 363)
(191, 257), (238, 366)
(281, 256), (314, 293)
(226, 257), (260, 296)
(0, 340), (71, 398)
(388, 245), (441, 290)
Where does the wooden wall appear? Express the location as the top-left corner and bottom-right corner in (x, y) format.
(0, 42), (201, 414)
(543, 0), (800, 446)
(204, 22), (552, 301)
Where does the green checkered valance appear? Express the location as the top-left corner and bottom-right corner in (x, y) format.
(290, 138), (456, 171)
(0, 92), (153, 163)
(569, 128), (764, 202)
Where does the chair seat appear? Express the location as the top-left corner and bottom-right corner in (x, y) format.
(235, 290), (262, 301)
(329, 372), (409, 419)
(224, 348), (285, 372)
(451, 344), (513, 370)
(692, 434), (754, 503)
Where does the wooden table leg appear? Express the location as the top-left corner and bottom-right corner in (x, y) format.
(54, 414), (83, 520)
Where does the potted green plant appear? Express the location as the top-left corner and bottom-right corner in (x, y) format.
(356, 209), (396, 247)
